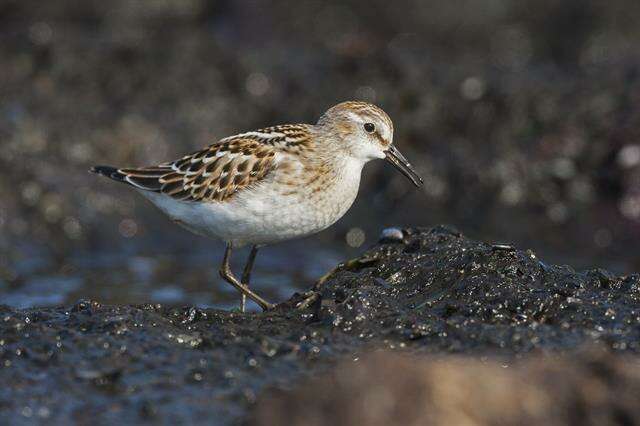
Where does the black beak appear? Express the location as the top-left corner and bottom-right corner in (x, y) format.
(385, 145), (423, 187)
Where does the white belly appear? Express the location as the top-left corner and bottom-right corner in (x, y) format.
(139, 158), (363, 247)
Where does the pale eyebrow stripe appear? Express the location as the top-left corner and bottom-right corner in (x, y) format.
(346, 111), (361, 123)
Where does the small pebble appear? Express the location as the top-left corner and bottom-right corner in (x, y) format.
(379, 227), (404, 243)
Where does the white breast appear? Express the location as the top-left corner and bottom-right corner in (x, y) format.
(140, 156), (365, 247)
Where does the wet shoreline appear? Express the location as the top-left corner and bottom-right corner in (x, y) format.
(2, 226), (639, 424)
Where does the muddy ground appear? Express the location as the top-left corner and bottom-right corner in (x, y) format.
(1, 227), (639, 425)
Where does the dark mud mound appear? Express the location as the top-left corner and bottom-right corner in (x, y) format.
(250, 350), (640, 426)
(308, 225), (640, 354)
(1, 227), (639, 424)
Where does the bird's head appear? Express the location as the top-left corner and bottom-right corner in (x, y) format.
(317, 101), (423, 187)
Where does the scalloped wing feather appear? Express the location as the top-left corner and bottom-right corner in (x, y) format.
(114, 124), (311, 203)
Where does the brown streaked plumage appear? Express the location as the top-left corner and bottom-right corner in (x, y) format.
(320, 101), (394, 134)
(91, 101), (422, 313)
(97, 124), (313, 203)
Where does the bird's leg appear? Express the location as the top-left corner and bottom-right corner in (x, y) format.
(240, 245), (259, 313)
(295, 291), (321, 310)
(219, 243), (274, 312)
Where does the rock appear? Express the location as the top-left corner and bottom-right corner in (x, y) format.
(1, 227), (639, 424)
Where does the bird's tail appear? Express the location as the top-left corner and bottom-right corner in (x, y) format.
(90, 164), (171, 191)
(90, 165), (127, 183)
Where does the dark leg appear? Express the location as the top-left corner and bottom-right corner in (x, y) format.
(219, 243), (274, 311)
(240, 245), (259, 313)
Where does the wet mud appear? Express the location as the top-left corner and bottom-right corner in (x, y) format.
(251, 350), (640, 426)
(1, 226), (639, 425)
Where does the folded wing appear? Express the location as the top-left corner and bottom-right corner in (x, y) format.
(114, 137), (276, 202)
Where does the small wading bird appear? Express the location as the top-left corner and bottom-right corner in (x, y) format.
(92, 101), (423, 312)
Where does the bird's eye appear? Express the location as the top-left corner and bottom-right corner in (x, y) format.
(364, 122), (376, 133)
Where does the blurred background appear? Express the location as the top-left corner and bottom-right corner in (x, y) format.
(2, 0), (640, 309)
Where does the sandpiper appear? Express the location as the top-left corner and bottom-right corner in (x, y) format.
(91, 101), (423, 312)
